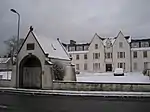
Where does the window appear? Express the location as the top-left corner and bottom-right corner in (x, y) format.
(134, 62), (137, 70)
(93, 63), (100, 71)
(27, 43), (34, 50)
(76, 46), (83, 51)
(123, 63), (125, 70)
(76, 64), (79, 70)
(93, 53), (100, 59)
(84, 45), (89, 50)
(119, 42), (123, 48)
(131, 42), (139, 48)
(118, 63), (125, 70)
(76, 54), (79, 60)
(117, 52), (125, 58)
(141, 42), (149, 47)
(95, 44), (98, 49)
(105, 52), (112, 59)
(133, 51), (137, 58)
(84, 63), (87, 70)
(69, 46), (75, 51)
(120, 63), (123, 68)
(143, 51), (147, 58)
(84, 54), (87, 59)
(144, 62), (148, 69)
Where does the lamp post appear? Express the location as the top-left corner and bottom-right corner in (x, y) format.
(10, 9), (20, 88)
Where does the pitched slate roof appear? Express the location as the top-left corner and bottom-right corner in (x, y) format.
(35, 34), (70, 60)
(19, 26), (70, 61)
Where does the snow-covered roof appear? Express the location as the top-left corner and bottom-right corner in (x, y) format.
(132, 37), (150, 40)
(68, 51), (89, 54)
(103, 39), (107, 46)
(131, 47), (150, 51)
(0, 58), (10, 64)
(33, 33), (70, 60)
(103, 38), (116, 46)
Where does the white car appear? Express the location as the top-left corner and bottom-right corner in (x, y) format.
(114, 68), (124, 76)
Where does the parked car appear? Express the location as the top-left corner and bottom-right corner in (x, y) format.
(114, 68), (124, 76)
(143, 69), (150, 76)
(75, 71), (80, 74)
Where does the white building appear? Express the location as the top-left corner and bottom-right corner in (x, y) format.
(63, 31), (150, 73)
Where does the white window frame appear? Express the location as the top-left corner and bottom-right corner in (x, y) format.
(133, 51), (137, 58)
(76, 46), (83, 51)
(118, 62), (125, 70)
(93, 63), (100, 71)
(95, 44), (98, 49)
(119, 42), (123, 48)
(84, 63), (88, 70)
(141, 42), (149, 47)
(76, 54), (80, 60)
(143, 51), (147, 58)
(76, 64), (79, 70)
(134, 62), (137, 70)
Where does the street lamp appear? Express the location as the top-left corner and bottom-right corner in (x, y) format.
(10, 9), (20, 88)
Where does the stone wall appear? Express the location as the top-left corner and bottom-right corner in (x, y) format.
(0, 79), (11, 87)
(53, 81), (150, 92)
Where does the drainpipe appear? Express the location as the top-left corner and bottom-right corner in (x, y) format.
(112, 45), (114, 72)
(130, 43), (132, 72)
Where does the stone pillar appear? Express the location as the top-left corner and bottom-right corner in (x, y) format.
(64, 64), (76, 81)
(42, 64), (53, 89)
(11, 65), (16, 87)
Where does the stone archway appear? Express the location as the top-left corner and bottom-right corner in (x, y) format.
(19, 55), (42, 89)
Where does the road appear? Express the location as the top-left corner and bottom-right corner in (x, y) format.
(0, 91), (150, 112)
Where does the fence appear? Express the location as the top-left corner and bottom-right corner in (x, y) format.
(53, 81), (150, 92)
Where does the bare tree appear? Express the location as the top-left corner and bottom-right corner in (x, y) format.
(4, 36), (24, 57)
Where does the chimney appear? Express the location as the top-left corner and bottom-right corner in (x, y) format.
(70, 40), (76, 45)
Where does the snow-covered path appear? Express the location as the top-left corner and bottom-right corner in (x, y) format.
(77, 72), (150, 83)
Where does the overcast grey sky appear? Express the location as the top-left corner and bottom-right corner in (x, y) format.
(0, 0), (150, 55)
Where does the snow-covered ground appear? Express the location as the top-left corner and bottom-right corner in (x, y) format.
(77, 72), (150, 83)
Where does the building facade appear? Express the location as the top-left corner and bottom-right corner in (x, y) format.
(63, 31), (150, 73)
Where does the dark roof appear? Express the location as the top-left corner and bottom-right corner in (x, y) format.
(68, 43), (90, 47)
(62, 43), (67, 47)
(114, 36), (130, 40)
(131, 38), (150, 42)
(125, 36), (130, 39)
(95, 33), (105, 40)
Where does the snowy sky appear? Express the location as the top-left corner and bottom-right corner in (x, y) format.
(0, 0), (150, 55)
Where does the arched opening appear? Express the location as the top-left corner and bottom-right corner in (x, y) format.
(19, 55), (42, 89)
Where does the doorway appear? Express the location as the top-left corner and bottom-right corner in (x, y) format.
(19, 55), (42, 89)
(106, 64), (112, 72)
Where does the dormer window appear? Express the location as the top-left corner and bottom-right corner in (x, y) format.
(27, 43), (35, 50)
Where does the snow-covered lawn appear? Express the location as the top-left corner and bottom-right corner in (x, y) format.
(76, 72), (150, 83)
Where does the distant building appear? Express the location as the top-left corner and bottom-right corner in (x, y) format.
(63, 31), (150, 72)
(0, 57), (12, 80)
(0, 58), (12, 71)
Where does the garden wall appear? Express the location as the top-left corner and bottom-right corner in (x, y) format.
(53, 81), (150, 92)
(0, 79), (12, 87)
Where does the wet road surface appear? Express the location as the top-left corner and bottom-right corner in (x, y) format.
(0, 92), (150, 112)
